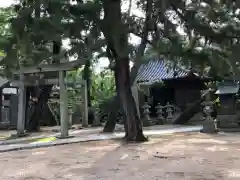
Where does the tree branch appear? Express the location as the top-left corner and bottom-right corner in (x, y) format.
(170, 3), (240, 40)
(127, 0), (132, 16)
(135, 0), (153, 58)
(131, 32), (156, 48)
(130, 0), (154, 84)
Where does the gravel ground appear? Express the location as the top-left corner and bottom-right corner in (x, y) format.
(1, 132), (240, 180)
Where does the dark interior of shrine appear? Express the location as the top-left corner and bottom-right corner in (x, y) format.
(149, 76), (206, 117)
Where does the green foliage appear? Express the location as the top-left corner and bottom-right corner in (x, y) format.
(91, 70), (116, 106)
(0, 7), (14, 38)
(0, 0), (104, 77)
(65, 67), (115, 107)
(0, 51), (5, 57)
(0, 0), (239, 79)
(128, 0), (240, 79)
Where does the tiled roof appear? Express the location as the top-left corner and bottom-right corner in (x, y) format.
(135, 60), (189, 84)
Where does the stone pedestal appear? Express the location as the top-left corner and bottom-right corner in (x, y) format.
(92, 108), (101, 127)
(201, 100), (218, 133)
(142, 116), (153, 127)
(200, 117), (219, 133)
(68, 113), (73, 128)
(68, 106), (73, 128)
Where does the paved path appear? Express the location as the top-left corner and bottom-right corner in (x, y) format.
(0, 127), (102, 145)
(0, 125), (202, 153)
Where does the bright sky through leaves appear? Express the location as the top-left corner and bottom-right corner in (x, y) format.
(0, 1), (15, 8)
(0, 0), (139, 72)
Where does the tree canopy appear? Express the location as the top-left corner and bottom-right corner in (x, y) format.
(0, 0), (239, 77)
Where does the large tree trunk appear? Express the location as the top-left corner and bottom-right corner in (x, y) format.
(26, 85), (53, 132)
(115, 57), (147, 142)
(101, 0), (147, 142)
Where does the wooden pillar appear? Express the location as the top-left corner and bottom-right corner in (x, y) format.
(59, 70), (69, 137)
(17, 74), (26, 134)
(82, 80), (88, 127)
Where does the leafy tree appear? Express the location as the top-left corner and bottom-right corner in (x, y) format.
(91, 70), (116, 106)
(143, 0), (240, 78)
(0, 7), (16, 75)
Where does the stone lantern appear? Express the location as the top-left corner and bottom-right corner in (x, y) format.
(165, 102), (174, 123)
(155, 103), (164, 124)
(142, 102), (152, 126)
(92, 107), (102, 127)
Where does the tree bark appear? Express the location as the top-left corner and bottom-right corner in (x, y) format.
(115, 57), (147, 141)
(130, 0), (153, 85)
(101, 0), (147, 142)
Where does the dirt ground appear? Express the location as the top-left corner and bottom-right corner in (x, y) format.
(1, 132), (240, 180)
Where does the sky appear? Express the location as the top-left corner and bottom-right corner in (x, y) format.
(0, 1), (15, 7)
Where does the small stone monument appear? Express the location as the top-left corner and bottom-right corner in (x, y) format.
(92, 108), (102, 127)
(200, 98), (218, 133)
(68, 104), (73, 128)
(155, 103), (165, 124)
(165, 102), (174, 123)
(142, 102), (152, 126)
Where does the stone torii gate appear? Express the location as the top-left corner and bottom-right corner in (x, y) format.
(13, 60), (88, 138)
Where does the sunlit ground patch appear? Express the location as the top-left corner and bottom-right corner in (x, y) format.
(32, 136), (57, 143)
(0, 135), (10, 140)
(32, 151), (46, 155)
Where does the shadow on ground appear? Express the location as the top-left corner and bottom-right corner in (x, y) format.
(1, 132), (240, 180)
